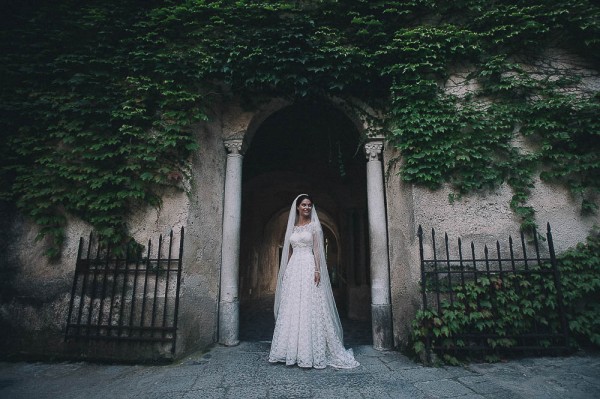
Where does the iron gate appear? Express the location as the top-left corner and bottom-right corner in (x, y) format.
(417, 223), (569, 359)
(65, 228), (184, 354)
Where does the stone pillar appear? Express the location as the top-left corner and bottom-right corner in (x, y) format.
(364, 138), (393, 351)
(219, 139), (244, 346)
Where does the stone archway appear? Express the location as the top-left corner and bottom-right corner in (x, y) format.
(218, 99), (392, 350)
(237, 101), (370, 343)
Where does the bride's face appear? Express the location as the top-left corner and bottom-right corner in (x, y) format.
(297, 199), (313, 218)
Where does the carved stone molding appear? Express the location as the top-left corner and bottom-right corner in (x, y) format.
(364, 140), (383, 161)
(224, 139), (245, 155)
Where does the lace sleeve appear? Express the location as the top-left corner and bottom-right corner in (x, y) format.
(312, 223), (321, 273)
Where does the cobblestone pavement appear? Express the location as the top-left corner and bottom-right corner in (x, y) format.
(2, 298), (599, 398)
(1, 342), (599, 399)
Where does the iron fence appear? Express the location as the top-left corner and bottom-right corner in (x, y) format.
(65, 228), (184, 355)
(417, 223), (569, 359)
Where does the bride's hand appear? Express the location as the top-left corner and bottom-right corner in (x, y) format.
(314, 271), (321, 286)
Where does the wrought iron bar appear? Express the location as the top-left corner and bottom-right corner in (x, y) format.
(139, 240), (152, 337)
(162, 230), (174, 340)
(129, 243), (142, 332)
(65, 237), (84, 340)
(150, 234), (163, 339)
(484, 245), (491, 279)
(458, 237), (466, 288)
(417, 225), (427, 308)
(547, 223), (569, 347)
(97, 246), (112, 337)
(117, 244), (131, 337)
(172, 227), (185, 354)
(444, 233), (454, 306)
(533, 229), (542, 265)
(85, 240), (102, 338)
(509, 235), (517, 273)
(520, 230), (529, 271)
(76, 233), (93, 336)
(106, 245), (121, 336)
(417, 225), (432, 362)
(470, 241), (477, 285)
(431, 228), (441, 314)
(496, 241), (503, 274)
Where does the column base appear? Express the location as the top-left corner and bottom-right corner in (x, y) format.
(218, 300), (240, 346)
(371, 303), (393, 351)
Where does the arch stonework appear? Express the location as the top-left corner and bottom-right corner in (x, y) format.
(5, 89), (598, 362)
(218, 97), (395, 350)
(197, 92), (599, 355)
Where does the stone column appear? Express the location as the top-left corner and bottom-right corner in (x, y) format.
(364, 138), (393, 350)
(219, 139), (244, 346)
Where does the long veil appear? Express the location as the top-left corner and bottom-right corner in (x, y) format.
(273, 194), (344, 341)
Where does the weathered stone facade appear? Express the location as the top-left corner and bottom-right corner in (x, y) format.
(1, 93), (598, 361)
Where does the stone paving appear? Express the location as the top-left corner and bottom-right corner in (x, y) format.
(2, 297), (599, 398)
(1, 341), (599, 399)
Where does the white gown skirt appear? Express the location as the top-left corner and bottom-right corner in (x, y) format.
(268, 246), (359, 369)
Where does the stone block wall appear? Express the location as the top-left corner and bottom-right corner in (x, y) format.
(384, 146), (600, 349)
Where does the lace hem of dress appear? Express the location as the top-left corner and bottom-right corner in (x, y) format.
(268, 348), (359, 369)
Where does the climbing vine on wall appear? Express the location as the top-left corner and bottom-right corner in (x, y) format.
(1, 0), (599, 256)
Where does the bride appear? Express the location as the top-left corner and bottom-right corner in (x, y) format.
(268, 194), (359, 369)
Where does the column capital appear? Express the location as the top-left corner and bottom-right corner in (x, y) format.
(224, 139), (245, 155)
(364, 138), (384, 161)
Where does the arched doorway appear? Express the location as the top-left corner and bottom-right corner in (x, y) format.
(238, 101), (372, 345)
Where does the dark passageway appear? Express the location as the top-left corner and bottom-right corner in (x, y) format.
(239, 101), (372, 347)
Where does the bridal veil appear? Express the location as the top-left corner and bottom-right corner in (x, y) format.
(273, 194), (344, 342)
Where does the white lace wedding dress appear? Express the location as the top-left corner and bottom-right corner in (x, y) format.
(268, 222), (359, 369)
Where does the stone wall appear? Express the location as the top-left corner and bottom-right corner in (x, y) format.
(0, 111), (228, 361)
(174, 116), (226, 358)
(384, 49), (600, 349)
(384, 146), (600, 349)
(0, 185), (197, 361)
(2, 92), (598, 360)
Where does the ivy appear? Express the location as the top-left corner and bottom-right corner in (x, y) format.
(1, 2), (202, 257)
(1, 0), (599, 256)
(558, 229), (600, 346)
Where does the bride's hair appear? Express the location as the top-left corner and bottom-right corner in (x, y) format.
(295, 194), (313, 209)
